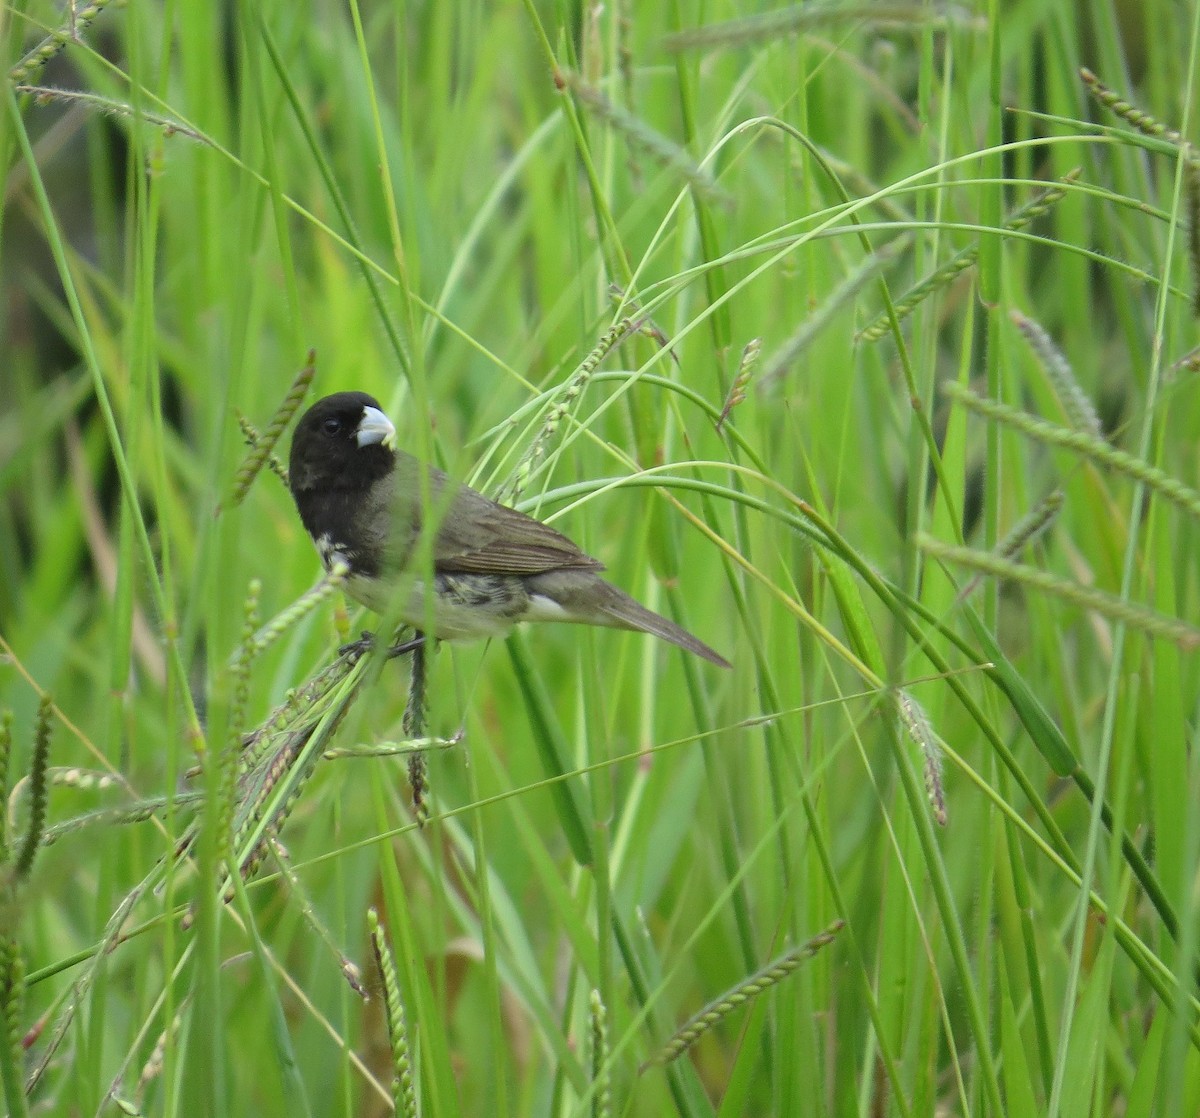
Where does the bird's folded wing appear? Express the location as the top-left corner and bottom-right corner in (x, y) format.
(433, 484), (606, 575)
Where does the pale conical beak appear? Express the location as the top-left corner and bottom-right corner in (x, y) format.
(357, 405), (396, 449)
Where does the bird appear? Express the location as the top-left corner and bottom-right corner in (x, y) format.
(287, 391), (730, 667)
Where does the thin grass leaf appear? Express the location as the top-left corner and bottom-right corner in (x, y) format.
(271, 843), (366, 997)
(762, 237), (907, 387)
(506, 634), (594, 866)
(26, 874), (161, 1091)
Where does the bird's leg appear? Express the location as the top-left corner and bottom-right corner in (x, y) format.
(402, 636), (430, 825)
(335, 628), (431, 820)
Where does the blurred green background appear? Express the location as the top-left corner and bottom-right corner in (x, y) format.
(2, 1), (1200, 1115)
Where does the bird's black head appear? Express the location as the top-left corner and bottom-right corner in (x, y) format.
(288, 391), (397, 497)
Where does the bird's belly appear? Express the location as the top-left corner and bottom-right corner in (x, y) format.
(343, 571), (532, 640)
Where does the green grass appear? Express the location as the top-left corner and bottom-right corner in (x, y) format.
(2, 1), (1200, 1115)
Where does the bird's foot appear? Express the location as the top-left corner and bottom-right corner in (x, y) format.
(338, 630), (427, 662)
(338, 631), (377, 660)
(385, 632), (426, 660)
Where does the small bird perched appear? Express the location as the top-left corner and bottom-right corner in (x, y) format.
(288, 391), (729, 667)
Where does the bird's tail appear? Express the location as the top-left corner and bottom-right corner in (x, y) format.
(525, 570), (730, 667)
(593, 582), (731, 668)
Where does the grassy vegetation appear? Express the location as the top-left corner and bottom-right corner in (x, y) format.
(1, 1), (1199, 1115)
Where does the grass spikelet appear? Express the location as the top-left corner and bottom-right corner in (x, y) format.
(14, 695), (53, 882)
(1188, 158), (1200, 316)
(229, 678), (364, 888)
(13, 86), (208, 144)
(0, 705), (26, 1118)
(224, 350), (316, 509)
(236, 639), (360, 774)
(556, 70), (727, 203)
(236, 416), (289, 486)
(41, 793), (204, 846)
(220, 581), (262, 861)
(233, 562), (349, 666)
(1172, 342), (1200, 374)
(662, 4), (981, 52)
(403, 644), (430, 824)
(503, 318), (636, 506)
(198, 636), (382, 897)
(590, 990), (610, 1118)
(896, 691), (947, 826)
(942, 382), (1200, 521)
(8, 0), (116, 84)
(919, 535), (1200, 649)
(609, 284), (679, 364)
(48, 768), (122, 793)
(717, 338), (761, 431)
(857, 175), (1077, 343)
(0, 939), (26, 1118)
(368, 909), (418, 1118)
(993, 489), (1070, 563)
(959, 490), (1065, 601)
(1079, 68), (1187, 148)
(227, 724), (322, 891)
(135, 1005), (188, 1105)
(0, 712), (11, 867)
(996, 489), (1064, 559)
(642, 921), (844, 1069)
(1010, 311), (1102, 436)
(324, 734), (458, 759)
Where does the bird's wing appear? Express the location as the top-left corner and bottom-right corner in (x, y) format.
(433, 482), (606, 575)
(388, 456), (604, 575)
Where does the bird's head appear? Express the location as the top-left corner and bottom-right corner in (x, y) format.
(288, 391), (397, 494)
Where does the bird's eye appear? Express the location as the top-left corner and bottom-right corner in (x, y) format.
(321, 417), (343, 436)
